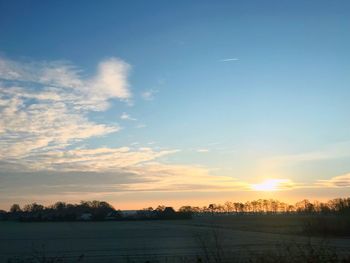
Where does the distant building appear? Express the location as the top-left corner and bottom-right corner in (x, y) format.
(105, 211), (122, 220)
(0, 210), (6, 220)
(136, 209), (155, 218)
(121, 210), (138, 217)
(79, 212), (92, 221)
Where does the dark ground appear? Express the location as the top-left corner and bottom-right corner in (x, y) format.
(1, 215), (349, 262)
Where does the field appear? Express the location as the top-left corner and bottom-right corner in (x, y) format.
(1, 215), (350, 262)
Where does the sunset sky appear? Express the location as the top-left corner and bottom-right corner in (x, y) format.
(0, 0), (349, 210)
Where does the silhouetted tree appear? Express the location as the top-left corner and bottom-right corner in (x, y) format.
(179, 206), (201, 213)
(10, 204), (22, 213)
(156, 205), (166, 212)
(23, 203), (44, 213)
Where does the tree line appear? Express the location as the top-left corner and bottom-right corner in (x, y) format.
(1, 200), (116, 221)
(0, 201), (190, 221)
(0, 197), (349, 222)
(178, 197), (350, 214)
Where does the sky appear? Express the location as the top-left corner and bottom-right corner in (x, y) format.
(0, 0), (350, 210)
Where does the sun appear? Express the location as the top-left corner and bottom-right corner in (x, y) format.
(251, 179), (290, 192)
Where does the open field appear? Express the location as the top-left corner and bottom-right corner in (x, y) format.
(1, 215), (350, 262)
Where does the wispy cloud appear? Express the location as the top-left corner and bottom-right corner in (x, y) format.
(261, 142), (350, 169)
(0, 163), (251, 205)
(141, 88), (158, 101)
(317, 173), (350, 188)
(0, 56), (131, 160)
(0, 57), (132, 110)
(120, 112), (137, 121)
(125, 163), (250, 192)
(197, 149), (210, 153)
(219, 58), (239, 62)
(0, 55), (184, 178)
(24, 147), (179, 172)
(136, 124), (146, 129)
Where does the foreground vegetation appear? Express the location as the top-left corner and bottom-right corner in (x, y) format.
(6, 239), (350, 263)
(1, 214), (350, 263)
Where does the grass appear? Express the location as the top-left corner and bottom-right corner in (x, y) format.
(301, 215), (350, 237)
(193, 228), (350, 263)
(246, 240), (350, 263)
(7, 239), (350, 263)
(193, 214), (350, 237)
(2, 216), (350, 262)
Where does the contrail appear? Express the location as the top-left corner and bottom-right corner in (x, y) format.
(220, 58), (239, 62)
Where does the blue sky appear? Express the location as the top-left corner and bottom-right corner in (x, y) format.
(0, 0), (350, 209)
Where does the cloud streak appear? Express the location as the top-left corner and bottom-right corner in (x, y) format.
(259, 142), (350, 177)
(26, 147), (179, 172)
(317, 173), (350, 188)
